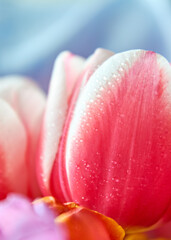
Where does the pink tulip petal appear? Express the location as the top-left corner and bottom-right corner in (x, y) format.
(52, 50), (171, 229)
(0, 99), (27, 198)
(50, 48), (114, 201)
(0, 76), (45, 198)
(38, 52), (85, 195)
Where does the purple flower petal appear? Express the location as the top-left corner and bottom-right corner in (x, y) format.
(0, 194), (67, 240)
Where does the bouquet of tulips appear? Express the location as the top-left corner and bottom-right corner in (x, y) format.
(0, 49), (171, 240)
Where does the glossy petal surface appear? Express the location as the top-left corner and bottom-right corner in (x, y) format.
(52, 50), (171, 229)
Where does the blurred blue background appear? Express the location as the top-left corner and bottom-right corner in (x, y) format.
(0, 0), (171, 91)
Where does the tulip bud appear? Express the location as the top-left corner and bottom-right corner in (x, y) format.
(38, 49), (171, 230)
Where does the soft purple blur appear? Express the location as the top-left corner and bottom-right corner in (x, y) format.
(0, 194), (67, 240)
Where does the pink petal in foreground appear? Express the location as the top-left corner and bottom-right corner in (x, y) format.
(38, 52), (85, 195)
(52, 50), (171, 229)
(0, 76), (46, 198)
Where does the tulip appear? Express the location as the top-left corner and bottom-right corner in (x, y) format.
(0, 194), (66, 240)
(0, 76), (45, 199)
(38, 49), (171, 231)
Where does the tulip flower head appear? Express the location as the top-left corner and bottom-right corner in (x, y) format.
(0, 48), (171, 238)
(38, 49), (171, 231)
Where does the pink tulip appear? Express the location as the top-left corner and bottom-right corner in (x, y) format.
(0, 76), (45, 199)
(38, 49), (171, 231)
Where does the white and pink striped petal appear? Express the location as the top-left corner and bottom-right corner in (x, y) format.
(38, 52), (85, 195)
(48, 49), (114, 201)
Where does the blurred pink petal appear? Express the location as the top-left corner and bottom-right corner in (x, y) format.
(0, 99), (27, 198)
(0, 76), (45, 198)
